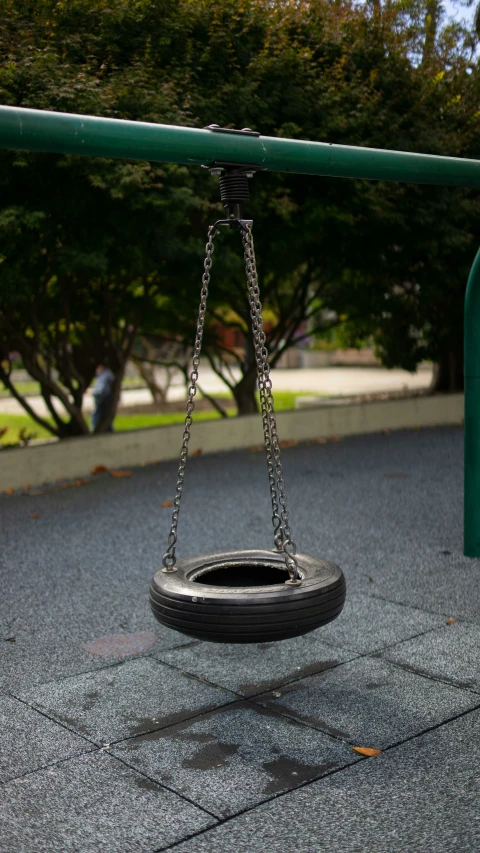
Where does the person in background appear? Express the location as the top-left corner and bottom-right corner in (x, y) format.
(90, 363), (115, 432)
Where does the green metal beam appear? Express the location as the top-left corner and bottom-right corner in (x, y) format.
(1, 105), (480, 187)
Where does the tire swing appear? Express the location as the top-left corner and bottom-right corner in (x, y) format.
(150, 126), (346, 643)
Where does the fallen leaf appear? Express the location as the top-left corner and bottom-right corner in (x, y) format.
(279, 440), (298, 448)
(21, 484), (32, 490)
(30, 513), (40, 519)
(191, 449), (202, 457)
(249, 445), (264, 453)
(330, 435), (343, 442)
(3, 488), (15, 495)
(27, 479), (91, 497)
(352, 746), (383, 757)
(161, 501), (174, 508)
(447, 617), (456, 625)
(306, 437), (328, 445)
(92, 464), (108, 474)
(110, 470), (133, 478)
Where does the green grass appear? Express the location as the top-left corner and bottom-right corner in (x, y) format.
(114, 408), (236, 431)
(0, 381), (41, 398)
(209, 390), (316, 410)
(0, 414), (55, 445)
(0, 390), (324, 446)
(0, 408), (235, 446)
(0, 376), (147, 399)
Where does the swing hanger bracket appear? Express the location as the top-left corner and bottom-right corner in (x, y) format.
(210, 217), (253, 236)
(202, 125), (262, 228)
(206, 163), (257, 230)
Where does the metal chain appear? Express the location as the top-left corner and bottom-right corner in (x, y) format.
(242, 226), (301, 583)
(162, 226), (216, 571)
(162, 221), (301, 585)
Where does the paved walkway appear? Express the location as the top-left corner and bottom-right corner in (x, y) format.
(1, 426), (478, 852)
(0, 364), (433, 415)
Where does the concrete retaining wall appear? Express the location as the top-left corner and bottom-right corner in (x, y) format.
(0, 393), (464, 491)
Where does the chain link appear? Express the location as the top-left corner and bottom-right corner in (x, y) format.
(242, 226), (301, 582)
(162, 226), (216, 571)
(162, 221), (301, 584)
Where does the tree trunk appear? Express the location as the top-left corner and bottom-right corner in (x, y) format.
(422, 0), (440, 65)
(430, 341), (464, 393)
(132, 357), (167, 404)
(371, 0), (381, 22)
(58, 416), (89, 438)
(232, 365), (258, 415)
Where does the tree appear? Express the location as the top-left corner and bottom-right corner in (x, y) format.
(0, 0), (200, 434)
(316, 0), (480, 391)
(142, 0), (480, 400)
(1, 0), (478, 433)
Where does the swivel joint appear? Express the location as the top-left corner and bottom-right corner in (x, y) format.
(203, 124), (259, 227)
(218, 168), (251, 220)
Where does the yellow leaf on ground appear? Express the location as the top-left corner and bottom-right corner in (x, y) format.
(4, 488), (15, 495)
(447, 617), (456, 625)
(110, 470), (133, 478)
(191, 449), (202, 457)
(161, 501), (174, 508)
(352, 746), (383, 757)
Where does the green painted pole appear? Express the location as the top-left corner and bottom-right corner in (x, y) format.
(464, 248), (480, 556)
(0, 105), (480, 187)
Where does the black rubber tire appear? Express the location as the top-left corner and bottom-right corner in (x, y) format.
(149, 549), (346, 643)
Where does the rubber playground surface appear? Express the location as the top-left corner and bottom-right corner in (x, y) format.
(1, 425), (479, 852)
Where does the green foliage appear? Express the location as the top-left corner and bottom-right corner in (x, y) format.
(0, 0), (479, 434)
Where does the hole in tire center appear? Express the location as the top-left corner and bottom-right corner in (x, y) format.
(193, 563), (290, 587)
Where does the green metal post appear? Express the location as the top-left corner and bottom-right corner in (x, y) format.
(464, 248), (480, 556)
